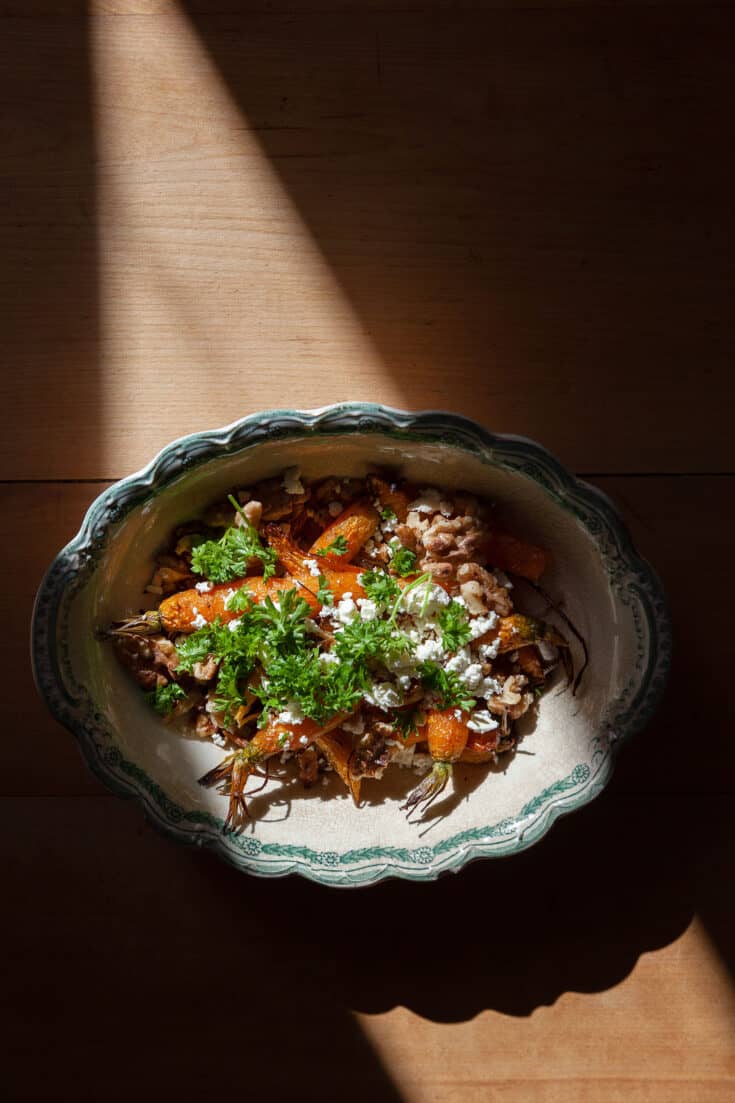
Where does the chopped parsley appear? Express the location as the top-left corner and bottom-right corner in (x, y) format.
(380, 506), (397, 522)
(394, 705), (425, 741)
(390, 543), (417, 577)
(146, 682), (186, 715)
(316, 574), (334, 606)
(437, 601), (472, 653)
(334, 617), (411, 669)
(360, 568), (400, 606)
(190, 496), (277, 583)
(418, 661), (475, 712)
(314, 534), (349, 558)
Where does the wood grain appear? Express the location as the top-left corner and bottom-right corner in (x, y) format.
(4, 2), (735, 1100)
(2, 4), (733, 477)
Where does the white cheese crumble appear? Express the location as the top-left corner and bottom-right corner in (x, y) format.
(211, 730), (228, 748)
(303, 557), (321, 577)
(414, 637), (446, 663)
(227, 618), (242, 633)
(334, 592), (358, 625)
(222, 588), (237, 608)
(318, 650), (340, 668)
(276, 700), (305, 726)
(364, 681), (403, 710)
(467, 710), (500, 733)
(194, 580), (213, 593)
(444, 647), (472, 675)
(282, 466), (304, 495)
(468, 611), (498, 640)
(357, 597), (378, 622)
(460, 662), (485, 691)
(478, 638), (501, 661)
(402, 580), (451, 618)
(190, 607), (207, 629)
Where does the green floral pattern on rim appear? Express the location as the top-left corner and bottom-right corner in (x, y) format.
(31, 405), (671, 887)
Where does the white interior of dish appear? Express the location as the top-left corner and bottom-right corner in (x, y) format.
(66, 433), (634, 851)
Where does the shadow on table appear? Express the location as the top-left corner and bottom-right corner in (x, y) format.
(178, 2), (734, 470)
(0, 3), (99, 479)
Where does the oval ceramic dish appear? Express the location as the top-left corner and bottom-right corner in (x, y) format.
(32, 405), (670, 886)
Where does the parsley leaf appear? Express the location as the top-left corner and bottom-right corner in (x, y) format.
(189, 496), (277, 583)
(316, 574), (334, 606)
(334, 618), (411, 669)
(418, 661), (475, 712)
(146, 682), (186, 715)
(437, 600), (472, 653)
(394, 705), (425, 741)
(314, 534), (349, 558)
(360, 568), (400, 606)
(380, 506), (396, 521)
(390, 543), (417, 577)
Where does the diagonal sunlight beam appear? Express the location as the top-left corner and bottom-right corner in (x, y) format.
(90, 1), (395, 477)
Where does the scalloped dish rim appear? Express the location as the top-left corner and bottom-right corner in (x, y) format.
(31, 405), (671, 886)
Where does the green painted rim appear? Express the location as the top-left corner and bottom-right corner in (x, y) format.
(31, 404), (671, 886)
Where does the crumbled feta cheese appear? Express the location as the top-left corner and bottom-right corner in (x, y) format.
(318, 650), (340, 668)
(227, 618), (242, 633)
(454, 709), (464, 721)
(403, 580), (450, 618)
(478, 638), (501, 661)
(211, 730), (227, 748)
(467, 710), (500, 733)
(460, 662), (485, 691)
(380, 515), (398, 535)
(342, 713), (365, 735)
(298, 734), (309, 746)
(190, 607), (207, 629)
(334, 593), (358, 625)
(222, 588), (236, 608)
(479, 676), (502, 698)
(444, 647), (472, 675)
(276, 701), (305, 726)
(283, 466), (304, 495)
(303, 557), (321, 577)
(328, 500), (343, 517)
(357, 598), (378, 622)
(194, 580), (213, 593)
(415, 637), (445, 663)
(396, 673), (414, 691)
(468, 611), (499, 640)
(364, 681), (403, 710)
(407, 488), (443, 513)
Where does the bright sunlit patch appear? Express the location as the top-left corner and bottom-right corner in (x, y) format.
(91, 2), (394, 475)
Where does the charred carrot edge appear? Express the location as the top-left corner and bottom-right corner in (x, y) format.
(308, 500), (379, 566)
(315, 728), (362, 805)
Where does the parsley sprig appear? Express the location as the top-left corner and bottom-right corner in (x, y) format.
(389, 542), (417, 577)
(360, 568), (400, 606)
(437, 600), (472, 653)
(315, 534), (349, 558)
(418, 661), (475, 712)
(146, 682), (186, 715)
(189, 495), (278, 583)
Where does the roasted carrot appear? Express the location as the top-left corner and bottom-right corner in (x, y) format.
(264, 523), (367, 602)
(474, 614), (568, 655)
(460, 729), (499, 763)
(315, 728), (362, 805)
(308, 500), (379, 566)
(481, 529), (549, 582)
(158, 575), (318, 634)
(402, 708), (470, 814)
(199, 713), (347, 831)
(367, 474), (412, 522)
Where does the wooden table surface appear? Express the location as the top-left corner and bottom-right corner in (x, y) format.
(3, 3), (734, 1100)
